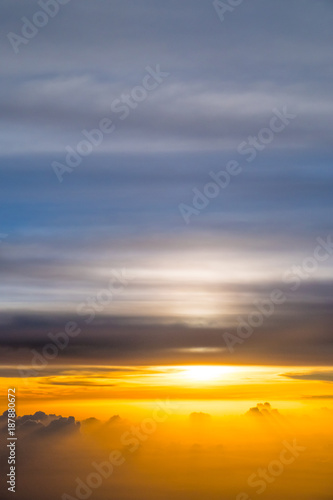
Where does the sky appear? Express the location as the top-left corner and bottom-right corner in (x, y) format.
(1, 0), (333, 374)
(1, 2), (333, 499)
(1, 405), (332, 500)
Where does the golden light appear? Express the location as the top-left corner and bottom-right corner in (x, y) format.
(181, 365), (237, 383)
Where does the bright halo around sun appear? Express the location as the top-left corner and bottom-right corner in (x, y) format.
(181, 365), (236, 383)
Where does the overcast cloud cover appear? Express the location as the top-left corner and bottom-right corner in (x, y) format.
(1, 0), (333, 365)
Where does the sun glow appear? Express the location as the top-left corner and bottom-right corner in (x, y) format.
(181, 365), (237, 383)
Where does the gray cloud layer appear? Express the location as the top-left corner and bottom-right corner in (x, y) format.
(1, 0), (333, 153)
(0, 0), (332, 366)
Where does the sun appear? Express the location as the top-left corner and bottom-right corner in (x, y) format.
(181, 365), (236, 383)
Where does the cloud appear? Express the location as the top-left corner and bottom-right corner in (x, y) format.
(18, 410), (53, 423)
(42, 378), (117, 388)
(1, 1), (333, 153)
(1, 410), (56, 426)
(245, 402), (281, 419)
(189, 412), (212, 424)
(1, 407), (332, 500)
(282, 371), (333, 383)
(81, 417), (101, 427)
(1, 300), (333, 366)
(0, 411), (80, 440)
(0, 0), (333, 369)
(35, 416), (80, 437)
